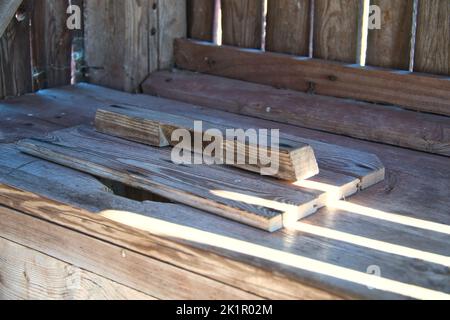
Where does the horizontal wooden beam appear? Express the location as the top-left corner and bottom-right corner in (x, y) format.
(0, 0), (22, 38)
(174, 39), (450, 116)
(144, 70), (450, 157)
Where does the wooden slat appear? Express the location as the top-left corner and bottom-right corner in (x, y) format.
(266, 0), (310, 56)
(0, 238), (156, 300)
(18, 126), (325, 232)
(30, 0), (73, 90)
(95, 105), (320, 181)
(221, 0), (264, 48)
(415, 0), (450, 76)
(157, 0), (187, 69)
(84, 0), (153, 92)
(0, 1), (31, 99)
(174, 39), (450, 116)
(187, 0), (215, 41)
(144, 69), (450, 158)
(0, 204), (259, 300)
(0, 0), (22, 38)
(366, 0), (414, 70)
(313, 0), (360, 63)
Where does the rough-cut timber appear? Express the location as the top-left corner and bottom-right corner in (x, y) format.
(187, 0), (215, 41)
(415, 0), (450, 76)
(18, 126), (326, 232)
(221, 0), (264, 49)
(31, 0), (73, 90)
(0, 238), (155, 300)
(266, 0), (310, 56)
(174, 39), (450, 116)
(0, 0), (22, 38)
(95, 105), (320, 181)
(0, 0), (32, 99)
(313, 0), (360, 63)
(366, 0), (414, 70)
(144, 69), (450, 157)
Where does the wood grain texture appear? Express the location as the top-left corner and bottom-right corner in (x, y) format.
(144, 68), (447, 162)
(0, 0), (22, 38)
(314, 0), (360, 62)
(366, 0), (414, 70)
(18, 126), (325, 231)
(0, 151), (341, 300)
(174, 39), (450, 116)
(2, 84), (450, 299)
(266, 0), (310, 56)
(221, 0), (264, 48)
(0, 204), (260, 300)
(84, 0), (152, 92)
(0, 238), (155, 300)
(30, 0), (73, 90)
(415, 0), (450, 75)
(95, 105), (320, 181)
(188, 0), (215, 41)
(0, 0), (32, 99)
(157, 0), (187, 69)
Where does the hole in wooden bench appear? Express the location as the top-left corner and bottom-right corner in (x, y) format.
(96, 177), (172, 203)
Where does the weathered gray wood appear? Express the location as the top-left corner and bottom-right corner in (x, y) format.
(95, 105), (320, 181)
(31, 0), (73, 90)
(0, 238), (156, 300)
(0, 0), (22, 38)
(174, 39), (450, 117)
(17, 126), (326, 231)
(1, 84), (450, 299)
(0, 0), (32, 99)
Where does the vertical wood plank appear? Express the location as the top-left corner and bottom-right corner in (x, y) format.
(187, 0), (214, 41)
(31, 0), (73, 90)
(84, 0), (151, 92)
(221, 0), (264, 48)
(366, 0), (414, 70)
(0, 0), (23, 38)
(158, 0), (187, 70)
(71, 0), (85, 83)
(313, 0), (360, 63)
(265, 0), (310, 56)
(0, 1), (32, 99)
(415, 0), (450, 75)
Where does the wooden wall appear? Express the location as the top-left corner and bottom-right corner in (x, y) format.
(0, 0), (187, 98)
(84, 0), (186, 92)
(187, 0), (450, 76)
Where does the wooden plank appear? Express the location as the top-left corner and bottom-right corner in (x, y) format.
(266, 0), (310, 56)
(415, 0), (450, 76)
(0, 0), (31, 99)
(18, 126), (324, 232)
(143, 69), (450, 158)
(313, 0), (360, 62)
(221, 0), (264, 48)
(84, 0), (152, 92)
(157, 0), (187, 69)
(0, 238), (156, 300)
(174, 39), (450, 116)
(0, 205), (260, 300)
(187, 0), (215, 41)
(30, 0), (73, 90)
(366, 0), (414, 70)
(95, 105), (320, 181)
(0, 0), (22, 38)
